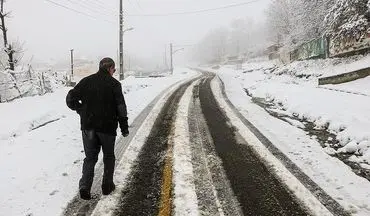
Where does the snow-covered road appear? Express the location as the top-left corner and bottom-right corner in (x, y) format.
(212, 62), (370, 216)
(2, 64), (370, 216)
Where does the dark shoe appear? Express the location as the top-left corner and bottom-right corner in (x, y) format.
(102, 183), (116, 195)
(79, 188), (92, 200)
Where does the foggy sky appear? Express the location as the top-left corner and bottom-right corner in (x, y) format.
(7, 0), (270, 67)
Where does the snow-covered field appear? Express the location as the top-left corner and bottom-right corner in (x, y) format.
(0, 68), (196, 216)
(212, 60), (370, 215)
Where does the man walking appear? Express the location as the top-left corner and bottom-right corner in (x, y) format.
(66, 57), (129, 200)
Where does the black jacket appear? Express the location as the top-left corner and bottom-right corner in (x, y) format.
(66, 69), (128, 136)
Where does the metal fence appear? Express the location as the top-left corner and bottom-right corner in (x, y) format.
(285, 32), (370, 63)
(290, 37), (327, 61)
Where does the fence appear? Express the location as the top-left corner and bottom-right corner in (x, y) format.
(284, 32), (370, 63)
(290, 37), (327, 62)
(0, 67), (68, 102)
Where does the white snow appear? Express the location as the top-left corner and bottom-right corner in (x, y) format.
(212, 61), (370, 215)
(172, 81), (200, 216)
(273, 53), (370, 77)
(215, 60), (370, 165)
(323, 76), (370, 96)
(0, 68), (197, 216)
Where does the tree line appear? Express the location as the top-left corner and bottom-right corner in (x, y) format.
(193, 0), (370, 64)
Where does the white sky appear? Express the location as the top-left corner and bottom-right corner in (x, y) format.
(7, 0), (271, 67)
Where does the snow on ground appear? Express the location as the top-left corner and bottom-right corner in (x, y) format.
(212, 61), (370, 215)
(172, 81), (199, 216)
(323, 76), (370, 96)
(0, 68), (197, 216)
(273, 53), (370, 77)
(217, 60), (370, 164)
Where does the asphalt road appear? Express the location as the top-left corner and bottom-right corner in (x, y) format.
(63, 72), (348, 216)
(112, 73), (311, 215)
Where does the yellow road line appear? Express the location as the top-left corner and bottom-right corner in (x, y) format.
(158, 133), (174, 216)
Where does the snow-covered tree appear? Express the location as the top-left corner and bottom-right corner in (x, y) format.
(0, 0), (16, 71)
(265, 0), (302, 48)
(324, 0), (369, 40)
(302, 0), (335, 40)
(192, 17), (269, 64)
(266, 0), (334, 49)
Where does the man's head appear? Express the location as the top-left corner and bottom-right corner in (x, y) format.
(99, 57), (116, 76)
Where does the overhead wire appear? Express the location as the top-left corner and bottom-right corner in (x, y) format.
(134, 0), (142, 11)
(84, 0), (118, 14)
(92, 0), (117, 9)
(63, 0), (116, 19)
(45, 0), (265, 23)
(44, 0), (116, 24)
(127, 0), (264, 17)
(128, 0), (143, 12)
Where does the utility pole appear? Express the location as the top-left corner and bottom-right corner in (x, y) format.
(236, 39), (240, 56)
(70, 49), (74, 81)
(170, 43), (173, 75)
(119, 0), (124, 80)
(164, 46), (168, 70)
(128, 56), (131, 71)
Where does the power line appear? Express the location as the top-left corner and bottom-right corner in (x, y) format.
(131, 0), (143, 11)
(86, 0), (118, 14)
(57, 0), (116, 18)
(79, 0), (118, 16)
(128, 0), (264, 17)
(127, 0), (137, 12)
(93, 0), (117, 10)
(63, 0), (117, 19)
(135, 0), (142, 10)
(44, 0), (116, 24)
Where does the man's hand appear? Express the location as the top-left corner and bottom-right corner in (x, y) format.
(122, 129), (129, 137)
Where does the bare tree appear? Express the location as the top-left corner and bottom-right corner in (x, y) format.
(0, 0), (15, 70)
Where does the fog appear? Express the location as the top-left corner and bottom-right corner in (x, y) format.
(7, 0), (271, 69)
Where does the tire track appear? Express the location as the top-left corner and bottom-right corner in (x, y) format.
(113, 78), (200, 216)
(188, 77), (243, 216)
(198, 73), (310, 216)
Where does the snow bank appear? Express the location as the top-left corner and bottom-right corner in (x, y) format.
(213, 57), (370, 164)
(221, 63), (370, 164)
(274, 53), (370, 77)
(216, 67), (370, 215)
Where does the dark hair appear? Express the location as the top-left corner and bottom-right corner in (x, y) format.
(99, 57), (115, 70)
